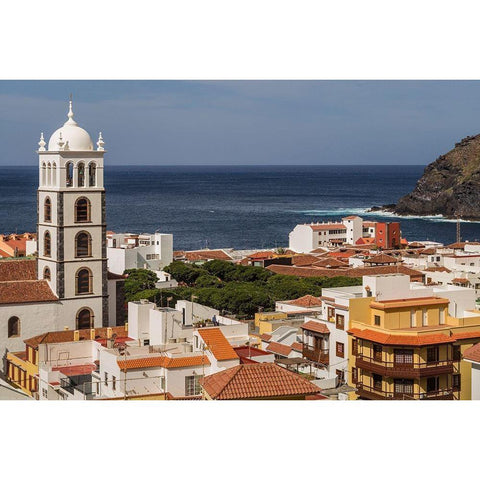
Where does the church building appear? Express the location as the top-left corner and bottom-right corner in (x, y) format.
(0, 100), (122, 374)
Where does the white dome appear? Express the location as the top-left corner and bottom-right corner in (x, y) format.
(47, 101), (94, 151)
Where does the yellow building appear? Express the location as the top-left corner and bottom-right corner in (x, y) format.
(348, 293), (480, 400)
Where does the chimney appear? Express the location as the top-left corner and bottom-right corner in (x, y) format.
(74, 330), (80, 342)
(107, 327), (112, 339)
(90, 328), (96, 340)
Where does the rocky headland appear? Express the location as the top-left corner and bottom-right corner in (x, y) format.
(373, 134), (480, 220)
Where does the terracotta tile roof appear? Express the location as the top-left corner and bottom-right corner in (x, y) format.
(0, 259), (36, 281)
(370, 296), (449, 310)
(423, 266), (451, 273)
(233, 346), (272, 358)
(347, 328), (455, 346)
(248, 251), (274, 260)
(463, 342), (480, 363)
(452, 278), (469, 284)
(291, 254), (321, 266)
(266, 341), (292, 356)
(0, 280), (58, 305)
(452, 330), (480, 341)
(364, 253), (401, 265)
(311, 258), (347, 268)
(301, 320), (330, 334)
(25, 326), (129, 348)
(343, 215), (360, 220)
(56, 364), (97, 376)
(185, 250), (233, 262)
(284, 294), (322, 308)
(362, 221), (376, 227)
(408, 242), (426, 248)
(260, 333), (272, 342)
(200, 363), (321, 400)
(291, 341), (303, 352)
(198, 327), (239, 361)
(0, 249), (12, 258)
(309, 223), (346, 231)
(355, 237), (376, 245)
(117, 355), (210, 370)
(310, 247), (329, 254)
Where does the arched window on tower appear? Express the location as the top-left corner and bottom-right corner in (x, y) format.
(76, 268), (93, 295)
(88, 162), (96, 187)
(44, 231), (51, 257)
(75, 232), (92, 258)
(51, 163), (57, 186)
(8, 316), (20, 338)
(43, 266), (51, 281)
(76, 308), (93, 329)
(44, 197), (52, 222)
(41, 162), (46, 186)
(78, 162), (85, 187)
(75, 197), (91, 223)
(66, 162), (73, 187)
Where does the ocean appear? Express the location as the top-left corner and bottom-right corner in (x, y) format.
(1, 165), (480, 250)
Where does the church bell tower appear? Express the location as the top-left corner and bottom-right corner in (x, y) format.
(37, 99), (108, 328)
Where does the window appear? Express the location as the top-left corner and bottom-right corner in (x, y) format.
(76, 308), (93, 329)
(160, 377), (165, 391)
(88, 162), (96, 186)
(394, 348), (413, 364)
(78, 162), (85, 187)
(410, 309), (416, 327)
(335, 314), (345, 330)
(43, 267), (51, 281)
(42, 388), (48, 398)
(336, 342), (344, 358)
(185, 375), (203, 396)
(75, 198), (91, 222)
(143, 339), (150, 346)
(336, 369), (344, 384)
(352, 367), (358, 384)
(373, 373), (382, 391)
(44, 231), (51, 257)
(112, 376), (116, 391)
(426, 376), (439, 393)
(352, 338), (358, 356)
(104, 372), (108, 386)
(44, 197), (51, 222)
(327, 307), (335, 319)
(452, 374), (461, 391)
(75, 232), (91, 257)
(394, 379), (414, 396)
(374, 315), (381, 326)
(373, 343), (382, 362)
(427, 346), (439, 364)
(66, 162), (73, 187)
(8, 316), (20, 337)
(422, 308), (427, 327)
(76, 268), (92, 295)
(453, 345), (461, 361)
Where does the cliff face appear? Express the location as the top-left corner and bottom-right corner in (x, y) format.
(394, 134), (480, 219)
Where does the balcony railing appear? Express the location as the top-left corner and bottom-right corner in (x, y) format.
(302, 345), (329, 365)
(355, 354), (453, 378)
(356, 382), (454, 400)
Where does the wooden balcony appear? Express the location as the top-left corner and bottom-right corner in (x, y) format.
(355, 355), (453, 378)
(302, 345), (329, 365)
(356, 382), (454, 400)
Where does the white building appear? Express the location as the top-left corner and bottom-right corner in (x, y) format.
(289, 216), (372, 253)
(107, 232), (173, 275)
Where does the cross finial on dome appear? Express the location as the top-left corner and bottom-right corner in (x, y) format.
(97, 132), (105, 151)
(38, 132), (46, 151)
(65, 95), (78, 126)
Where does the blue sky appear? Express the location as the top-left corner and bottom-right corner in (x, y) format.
(1, 80), (480, 166)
